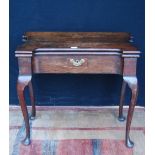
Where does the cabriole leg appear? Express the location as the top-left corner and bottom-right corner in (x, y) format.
(17, 75), (31, 145)
(124, 76), (138, 148)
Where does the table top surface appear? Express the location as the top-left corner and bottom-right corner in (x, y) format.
(16, 32), (139, 53)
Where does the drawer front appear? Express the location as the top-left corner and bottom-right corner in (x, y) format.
(33, 55), (122, 74)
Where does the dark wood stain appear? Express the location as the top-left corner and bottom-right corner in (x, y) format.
(15, 32), (140, 148)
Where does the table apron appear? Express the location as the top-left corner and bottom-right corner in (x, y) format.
(32, 55), (123, 74)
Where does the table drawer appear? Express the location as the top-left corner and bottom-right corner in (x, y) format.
(33, 55), (122, 74)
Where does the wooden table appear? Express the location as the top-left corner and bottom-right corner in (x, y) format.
(15, 32), (140, 148)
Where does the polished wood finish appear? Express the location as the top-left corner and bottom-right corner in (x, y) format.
(17, 75), (31, 145)
(28, 81), (36, 120)
(123, 76), (138, 148)
(23, 32), (131, 42)
(33, 55), (122, 74)
(17, 42), (138, 51)
(15, 32), (140, 147)
(118, 80), (127, 122)
(16, 56), (32, 145)
(17, 32), (138, 51)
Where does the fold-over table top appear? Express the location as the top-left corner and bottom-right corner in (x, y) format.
(15, 32), (140, 54)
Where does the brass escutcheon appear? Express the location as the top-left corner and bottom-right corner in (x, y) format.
(70, 58), (85, 67)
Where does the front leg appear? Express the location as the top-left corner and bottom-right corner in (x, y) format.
(17, 75), (32, 145)
(123, 76), (138, 148)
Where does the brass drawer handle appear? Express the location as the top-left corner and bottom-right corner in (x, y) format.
(70, 58), (85, 67)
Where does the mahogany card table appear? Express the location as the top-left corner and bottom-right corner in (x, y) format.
(15, 32), (140, 148)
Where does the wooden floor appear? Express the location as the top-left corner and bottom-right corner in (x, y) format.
(9, 106), (145, 155)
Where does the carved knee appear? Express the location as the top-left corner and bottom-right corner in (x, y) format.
(17, 75), (32, 91)
(123, 76), (138, 94)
